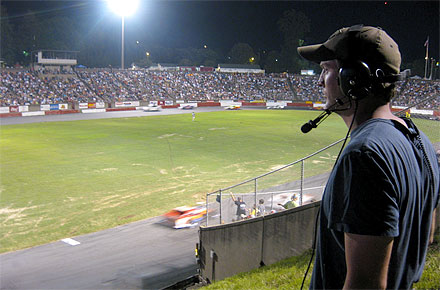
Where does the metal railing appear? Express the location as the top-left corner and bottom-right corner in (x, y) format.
(205, 137), (346, 226)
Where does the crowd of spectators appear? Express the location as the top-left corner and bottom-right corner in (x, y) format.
(394, 79), (440, 110)
(0, 68), (439, 110)
(1, 69), (96, 106)
(290, 75), (324, 102)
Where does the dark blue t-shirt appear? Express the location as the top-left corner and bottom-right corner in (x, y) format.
(310, 118), (439, 290)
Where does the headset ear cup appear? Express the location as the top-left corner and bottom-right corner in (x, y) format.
(338, 61), (372, 100)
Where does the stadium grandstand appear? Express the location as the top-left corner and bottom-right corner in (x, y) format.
(1, 67), (439, 111)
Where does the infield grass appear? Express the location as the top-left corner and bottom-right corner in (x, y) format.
(0, 110), (438, 253)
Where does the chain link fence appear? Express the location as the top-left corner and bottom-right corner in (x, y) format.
(205, 138), (344, 226)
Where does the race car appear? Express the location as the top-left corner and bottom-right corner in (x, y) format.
(179, 104), (195, 110)
(224, 105), (241, 110)
(143, 105), (162, 112)
(266, 104), (285, 109)
(162, 206), (208, 229)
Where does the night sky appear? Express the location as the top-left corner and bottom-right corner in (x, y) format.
(2, 0), (439, 64)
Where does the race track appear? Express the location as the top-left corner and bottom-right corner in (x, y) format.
(0, 107), (226, 126)
(0, 107), (321, 290)
(1, 108), (217, 290)
(0, 217), (199, 289)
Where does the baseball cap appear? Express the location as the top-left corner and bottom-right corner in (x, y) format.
(297, 25), (401, 74)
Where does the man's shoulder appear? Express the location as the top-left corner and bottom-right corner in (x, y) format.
(354, 118), (395, 135)
(349, 119), (409, 149)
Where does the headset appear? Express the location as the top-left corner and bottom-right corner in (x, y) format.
(338, 60), (373, 100)
(338, 60), (403, 101)
(337, 25), (403, 101)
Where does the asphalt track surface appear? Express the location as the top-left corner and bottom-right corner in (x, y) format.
(0, 218), (199, 290)
(0, 107), (323, 290)
(0, 107), (227, 126)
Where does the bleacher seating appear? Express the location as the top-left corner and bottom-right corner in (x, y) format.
(1, 68), (439, 109)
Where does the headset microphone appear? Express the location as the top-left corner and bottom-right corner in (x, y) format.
(301, 99), (344, 133)
(301, 110), (331, 133)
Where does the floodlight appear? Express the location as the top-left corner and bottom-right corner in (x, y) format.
(108, 0), (139, 17)
(108, 0), (139, 69)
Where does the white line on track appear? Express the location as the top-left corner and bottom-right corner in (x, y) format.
(61, 238), (81, 246)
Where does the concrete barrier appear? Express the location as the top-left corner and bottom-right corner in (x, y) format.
(45, 109), (79, 115)
(287, 102), (313, 108)
(198, 201), (320, 282)
(242, 102), (266, 107)
(82, 109), (106, 113)
(262, 202), (319, 265)
(22, 111), (45, 117)
(105, 107), (136, 112)
(197, 102), (221, 107)
(0, 112), (22, 118)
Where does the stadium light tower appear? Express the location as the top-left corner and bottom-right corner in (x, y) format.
(108, 0), (139, 70)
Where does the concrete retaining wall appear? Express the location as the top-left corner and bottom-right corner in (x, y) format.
(198, 201), (320, 282)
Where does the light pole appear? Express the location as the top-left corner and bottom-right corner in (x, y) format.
(121, 15), (125, 69)
(429, 58), (435, 80)
(108, 0), (139, 70)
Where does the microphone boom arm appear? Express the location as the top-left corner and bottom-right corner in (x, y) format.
(300, 98), (346, 134)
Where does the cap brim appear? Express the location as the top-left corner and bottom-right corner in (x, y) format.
(297, 44), (337, 64)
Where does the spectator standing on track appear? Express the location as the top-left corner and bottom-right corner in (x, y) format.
(230, 193), (246, 221)
(297, 24), (439, 289)
(257, 199), (266, 216)
(249, 204), (257, 218)
(278, 194), (298, 210)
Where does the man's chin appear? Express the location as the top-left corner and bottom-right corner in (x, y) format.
(324, 101), (333, 110)
(324, 97), (348, 111)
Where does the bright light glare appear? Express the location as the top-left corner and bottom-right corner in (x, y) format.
(108, 0), (139, 17)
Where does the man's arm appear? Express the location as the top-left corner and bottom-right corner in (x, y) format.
(430, 208), (437, 244)
(343, 233), (394, 290)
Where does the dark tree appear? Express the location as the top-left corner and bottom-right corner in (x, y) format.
(264, 50), (283, 73)
(277, 9), (311, 73)
(227, 43), (257, 64)
(0, 5), (17, 65)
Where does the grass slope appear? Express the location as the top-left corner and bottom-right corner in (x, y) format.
(0, 110), (438, 253)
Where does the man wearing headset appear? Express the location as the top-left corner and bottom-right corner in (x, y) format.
(298, 25), (439, 289)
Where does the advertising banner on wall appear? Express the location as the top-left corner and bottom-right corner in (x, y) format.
(88, 103), (96, 109)
(59, 104), (68, 110)
(96, 102), (105, 109)
(19, 106), (29, 112)
(0, 107), (10, 114)
(220, 100), (241, 106)
(50, 104), (59, 111)
(115, 101), (140, 107)
(10, 106), (19, 112)
(410, 109), (433, 115)
(313, 103), (326, 109)
(165, 100), (174, 106)
(79, 103), (88, 109)
(22, 111), (45, 117)
(41, 104), (50, 111)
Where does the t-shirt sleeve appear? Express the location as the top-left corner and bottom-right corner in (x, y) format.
(327, 149), (400, 237)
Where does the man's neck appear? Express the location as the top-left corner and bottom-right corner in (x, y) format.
(339, 102), (407, 131)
